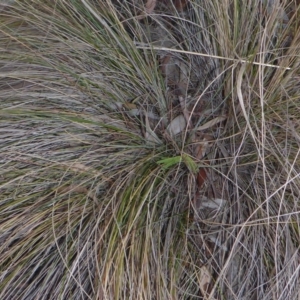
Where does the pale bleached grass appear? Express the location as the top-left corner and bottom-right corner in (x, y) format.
(0, 0), (300, 299)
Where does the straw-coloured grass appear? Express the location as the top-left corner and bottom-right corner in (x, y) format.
(1, 0), (299, 299)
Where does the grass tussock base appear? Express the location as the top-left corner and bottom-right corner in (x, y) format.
(0, 0), (300, 299)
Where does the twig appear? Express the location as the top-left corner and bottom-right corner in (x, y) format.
(135, 45), (291, 70)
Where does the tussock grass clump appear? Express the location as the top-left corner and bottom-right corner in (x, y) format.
(0, 0), (300, 299)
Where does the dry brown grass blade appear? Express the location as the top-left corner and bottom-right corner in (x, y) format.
(1, 0), (300, 299)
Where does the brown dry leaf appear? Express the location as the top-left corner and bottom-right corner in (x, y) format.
(123, 102), (137, 110)
(197, 265), (214, 298)
(136, 0), (157, 20)
(198, 197), (227, 210)
(193, 134), (214, 160)
(144, 110), (162, 144)
(161, 56), (189, 95)
(145, 0), (157, 14)
(196, 168), (207, 189)
(194, 140), (209, 160)
(166, 114), (186, 136)
(123, 102), (140, 117)
(196, 116), (227, 131)
(173, 0), (189, 12)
